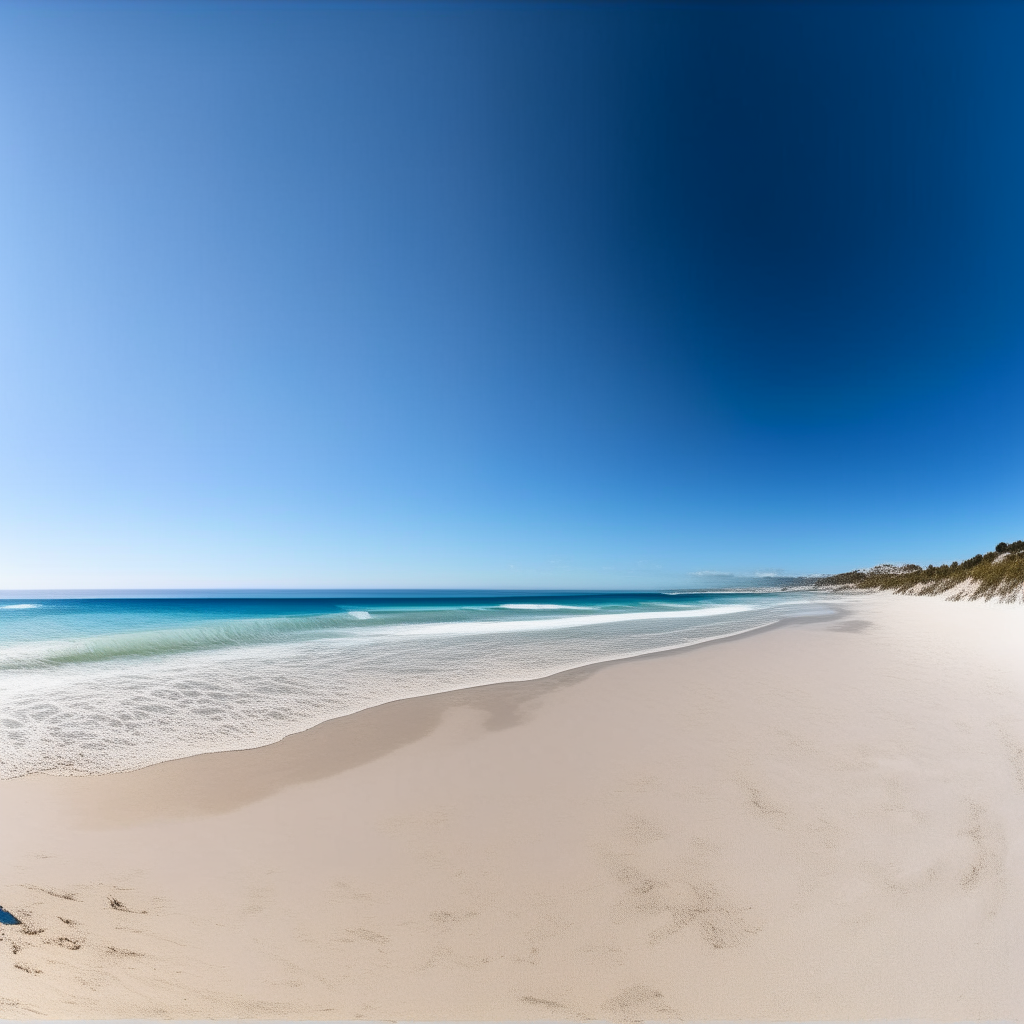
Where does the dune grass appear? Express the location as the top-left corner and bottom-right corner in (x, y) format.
(818, 541), (1024, 601)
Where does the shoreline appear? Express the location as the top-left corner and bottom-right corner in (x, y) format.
(4, 608), (831, 822)
(2, 592), (1022, 1019)
(4, 597), (834, 788)
(26, 587), (987, 795)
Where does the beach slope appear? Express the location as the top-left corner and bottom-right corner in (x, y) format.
(1, 593), (1022, 1020)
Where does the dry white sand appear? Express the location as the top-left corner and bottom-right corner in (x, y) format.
(1, 593), (1022, 1020)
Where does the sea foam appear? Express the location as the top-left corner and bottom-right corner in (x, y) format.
(0, 593), (826, 779)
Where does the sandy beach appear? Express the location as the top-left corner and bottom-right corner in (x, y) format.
(1, 592), (1022, 1020)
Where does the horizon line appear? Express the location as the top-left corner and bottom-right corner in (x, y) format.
(0, 581), (815, 598)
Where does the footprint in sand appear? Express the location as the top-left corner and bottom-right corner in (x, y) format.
(108, 896), (147, 914)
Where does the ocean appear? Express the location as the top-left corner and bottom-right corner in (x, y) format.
(0, 590), (830, 779)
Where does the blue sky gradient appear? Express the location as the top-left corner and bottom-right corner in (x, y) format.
(1, 1), (1021, 589)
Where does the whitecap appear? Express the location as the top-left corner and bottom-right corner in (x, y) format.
(364, 605), (756, 639)
(1, 604), (40, 610)
(498, 603), (591, 610)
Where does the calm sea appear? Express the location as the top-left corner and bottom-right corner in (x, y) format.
(0, 590), (830, 778)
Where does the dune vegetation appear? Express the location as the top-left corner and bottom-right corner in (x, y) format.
(817, 541), (1024, 602)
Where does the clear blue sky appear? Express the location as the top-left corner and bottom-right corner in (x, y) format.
(1, 1), (1021, 589)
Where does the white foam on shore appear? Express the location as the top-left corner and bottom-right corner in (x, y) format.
(0, 597), (825, 780)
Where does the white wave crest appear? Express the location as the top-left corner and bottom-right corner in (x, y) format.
(498, 603), (591, 610)
(1, 604), (40, 610)
(366, 605), (755, 639)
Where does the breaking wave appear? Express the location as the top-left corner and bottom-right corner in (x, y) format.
(0, 592), (829, 779)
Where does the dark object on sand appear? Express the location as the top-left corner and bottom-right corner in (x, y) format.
(0, 905), (22, 925)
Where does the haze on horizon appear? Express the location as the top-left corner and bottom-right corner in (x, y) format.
(1, 2), (1021, 590)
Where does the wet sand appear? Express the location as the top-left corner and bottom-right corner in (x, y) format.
(1, 593), (1022, 1020)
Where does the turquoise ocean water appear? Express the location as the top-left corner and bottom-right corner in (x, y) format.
(0, 590), (830, 779)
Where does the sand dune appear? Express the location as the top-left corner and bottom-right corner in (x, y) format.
(1, 593), (1022, 1020)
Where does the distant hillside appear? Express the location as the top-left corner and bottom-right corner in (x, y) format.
(815, 541), (1024, 603)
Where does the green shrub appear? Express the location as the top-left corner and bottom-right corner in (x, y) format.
(818, 542), (1024, 601)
